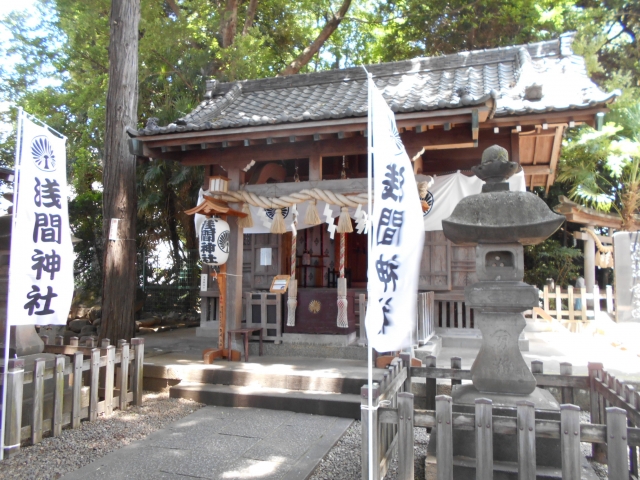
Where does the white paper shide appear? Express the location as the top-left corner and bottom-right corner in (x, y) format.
(8, 115), (74, 325)
(365, 80), (425, 352)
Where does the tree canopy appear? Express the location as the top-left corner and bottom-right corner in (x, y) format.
(1, 0), (638, 295)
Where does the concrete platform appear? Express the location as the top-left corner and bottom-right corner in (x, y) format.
(62, 406), (353, 480)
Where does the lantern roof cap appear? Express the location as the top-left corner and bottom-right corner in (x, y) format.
(185, 196), (247, 218)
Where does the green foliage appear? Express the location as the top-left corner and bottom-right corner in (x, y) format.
(1, 0), (362, 297)
(571, 0), (640, 102)
(2, 0), (640, 297)
(372, 0), (575, 61)
(557, 104), (640, 229)
(524, 238), (582, 288)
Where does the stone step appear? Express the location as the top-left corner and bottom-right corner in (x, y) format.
(144, 352), (384, 395)
(170, 382), (362, 419)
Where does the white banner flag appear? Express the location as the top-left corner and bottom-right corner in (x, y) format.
(365, 77), (425, 352)
(7, 113), (74, 325)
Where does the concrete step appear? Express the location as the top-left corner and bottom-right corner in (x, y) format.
(145, 356), (381, 394)
(170, 382), (362, 419)
(186, 368), (369, 395)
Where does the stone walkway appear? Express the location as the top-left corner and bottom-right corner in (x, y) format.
(61, 406), (353, 480)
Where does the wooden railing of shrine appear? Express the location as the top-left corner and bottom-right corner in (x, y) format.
(533, 284), (615, 324)
(362, 356), (640, 480)
(434, 291), (476, 330)
(357, 292), (435, 347)
(432, 284), (616, 333)
(1, 337), (144, 457)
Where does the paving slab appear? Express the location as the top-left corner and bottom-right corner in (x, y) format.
(62, 406), (353, 480)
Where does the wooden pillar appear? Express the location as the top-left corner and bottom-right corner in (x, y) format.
(309, 153), (322, 181)
(584, 226), (596, 307)
(226, 167), (245, 351)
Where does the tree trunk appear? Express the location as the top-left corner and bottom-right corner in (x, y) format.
(166, 190), (182, 263)
(242, 0), (258, 35)
(101, 0), (140, 342)
(279, 0), (352, 76)
(220, 0), (239, 48)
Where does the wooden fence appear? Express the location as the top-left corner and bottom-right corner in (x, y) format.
(363, 356), (640, 479)
(1, 336), (144, 457)
(358, 292), (435, 348)
(432, 285), (616, 333)
(535, 284), (615, 323)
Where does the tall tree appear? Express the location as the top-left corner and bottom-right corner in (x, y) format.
(371, 0), (576, 62)
(101, 0), (140, 341)
(279, 0), (352, 75)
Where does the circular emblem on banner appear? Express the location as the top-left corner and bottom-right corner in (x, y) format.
(217, 230), (229, 253)
(31, 136), (57, 172)
(421, 191), (434, 217)
(265, 207), (289, 220)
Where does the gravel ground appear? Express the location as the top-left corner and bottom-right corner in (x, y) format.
(0, 391), (204, 480)
(308, 421), (430, 480)
(0, 386), (620, 480)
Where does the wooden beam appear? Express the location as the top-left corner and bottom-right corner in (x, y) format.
(137, 106), (490, 148)
(471, 109), (479, 140)
(420, 130), (512, 169)
(522, 165), (552, 175)
(574, 231), (614, 244)
(511, 131), (520, 164)
(309, 153), (322, 181)
(173, 128), (478, 166)
(546, 126), (564, 193)
(482, 107), (609, 128)
(422, 142), (476, 151)
(562, 212), (622, 229)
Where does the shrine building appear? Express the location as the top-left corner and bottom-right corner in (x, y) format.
(128, 33), (618, 352)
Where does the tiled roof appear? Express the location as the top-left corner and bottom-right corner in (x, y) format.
(136, 33), (618, 136)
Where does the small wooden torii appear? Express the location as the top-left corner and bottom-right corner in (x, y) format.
(185, 196), (247, 363)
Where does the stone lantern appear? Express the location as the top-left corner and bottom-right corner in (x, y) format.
(439, 145), (566, 477)
(443, 145), (564, 397)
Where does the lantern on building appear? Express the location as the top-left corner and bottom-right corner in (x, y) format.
(199, 216), (230, 265)
(208, 175), (229, 194)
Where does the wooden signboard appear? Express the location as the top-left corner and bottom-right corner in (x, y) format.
(270, 275), (290, 294)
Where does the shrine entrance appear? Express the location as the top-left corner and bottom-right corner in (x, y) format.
(346, 225), (368, 288)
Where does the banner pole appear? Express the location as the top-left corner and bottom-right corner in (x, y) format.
(366, 71), (374, 480)
(1, 107), (23, 461)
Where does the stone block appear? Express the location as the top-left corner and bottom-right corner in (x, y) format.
(68, 319), (89, 333)
(79, 325), (97, 336)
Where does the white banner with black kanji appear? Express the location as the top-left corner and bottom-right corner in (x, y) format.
(7, 113), (74, 325)
(364, 77), (425, 352)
